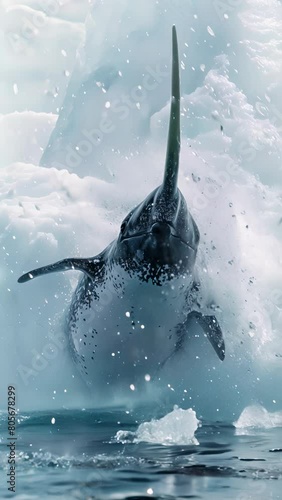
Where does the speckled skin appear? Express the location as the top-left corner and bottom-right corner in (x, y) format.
(66, 235), (198, 392)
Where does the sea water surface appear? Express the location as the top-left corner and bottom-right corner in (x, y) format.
(0, 406), (281, 499)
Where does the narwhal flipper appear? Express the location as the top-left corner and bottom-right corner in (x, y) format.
(18, 256), (104, 283)
(185, 311), (225, 361)
(155, 312), (224, 378)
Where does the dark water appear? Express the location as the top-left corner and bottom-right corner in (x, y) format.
(0, 408), (281, 499)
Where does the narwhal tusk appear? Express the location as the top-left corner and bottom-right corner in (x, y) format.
(162, 25), (181, 199)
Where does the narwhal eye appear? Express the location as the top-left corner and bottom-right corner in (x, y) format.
(120, 221), (127, 233)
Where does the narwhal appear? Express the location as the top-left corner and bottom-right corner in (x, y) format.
(18, 27), (225, 394)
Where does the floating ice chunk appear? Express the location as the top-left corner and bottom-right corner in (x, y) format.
(234, 405), (282, 430)
(116, 407), (200, 446)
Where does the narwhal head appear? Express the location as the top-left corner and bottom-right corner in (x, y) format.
(114, 26), (200, 280)
(17, 27), (200, 287)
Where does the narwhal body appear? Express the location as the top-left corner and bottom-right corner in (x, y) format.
(18, 27), (225, 395)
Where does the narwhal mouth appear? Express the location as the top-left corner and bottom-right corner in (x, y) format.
(120, 223), (196, 251)
(170, 234), (197, 251)
(149, 221), (195, 250)
(120, 231), (149, 243)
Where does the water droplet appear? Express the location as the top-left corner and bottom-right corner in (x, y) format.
(207, 26), (215, 37)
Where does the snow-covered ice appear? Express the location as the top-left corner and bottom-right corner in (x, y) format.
(116, 406), (200, 445)
(234, 404), (282, 431)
